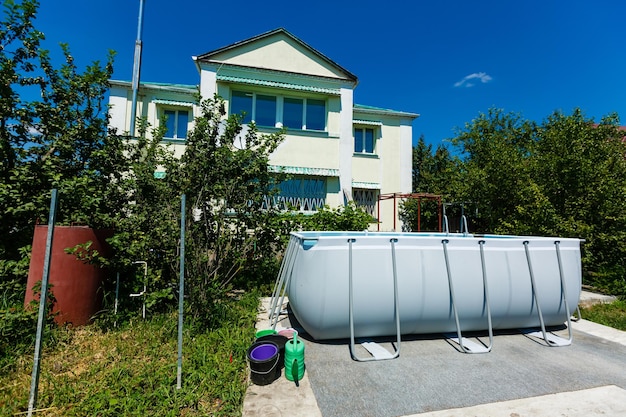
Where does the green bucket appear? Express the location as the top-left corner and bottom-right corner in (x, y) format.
(255, 328), (277, 338)
(285, 332), (305, 384)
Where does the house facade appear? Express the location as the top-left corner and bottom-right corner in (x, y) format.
(108, 28), (418, 231)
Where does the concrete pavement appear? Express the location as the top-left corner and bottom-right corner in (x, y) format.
(242, 292), (626, 417)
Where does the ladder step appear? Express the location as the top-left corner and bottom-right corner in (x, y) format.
(447, 336), (491, 353)
(361, 342), (395, 359)
(524, 330), (572, 347)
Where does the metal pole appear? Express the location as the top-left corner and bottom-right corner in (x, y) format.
(114, 272), (120, 327)
(177, 194), (186, 389)
(438, 196), (442, 232)
(27, 189), (59, 417)
(377, 196), (381, 232)
(393, 193), (397, 232)
(417, 197), (421, 232)
(129, 0), (146, 137)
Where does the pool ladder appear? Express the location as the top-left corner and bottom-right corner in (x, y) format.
(442, 238), (494, 353)
(442, 237), (575, 351)
(348, 238), (401, 361)
(268, 235), (300, 329)
(522, 240), (573, 347)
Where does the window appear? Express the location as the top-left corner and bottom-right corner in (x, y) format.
(353, 188), (378, 216)
(255, 95), (276, 127)
(164, 109), (189, 140)
(283, 98), (303, 129)
(263, 177), (326, 212)
(231, 90), (326, 131)
(231, 91), (252, 123)
(306, 99), (325, 130)
(354, 127), (375, 154)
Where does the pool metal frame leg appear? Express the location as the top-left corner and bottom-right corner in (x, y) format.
(268, 235), (300, 329)
(522, 240), (572, 346)
(478, 240), (494, 351)
(553, 241), (574, 342)
(442, 239), (492, 353)
(348, 238), (401, 361)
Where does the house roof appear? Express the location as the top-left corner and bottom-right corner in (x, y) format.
(109, 80), (197, 94)
(354, 103), (420, 119)
(194, 28), (358, 84)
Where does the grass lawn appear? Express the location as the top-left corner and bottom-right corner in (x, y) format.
(580, 299), (626, 331)
(0, 291), (260, 416)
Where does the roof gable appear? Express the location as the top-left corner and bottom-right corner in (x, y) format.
(196, 28), (357, 83)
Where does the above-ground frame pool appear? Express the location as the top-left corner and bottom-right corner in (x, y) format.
(270, 231), (582, 349)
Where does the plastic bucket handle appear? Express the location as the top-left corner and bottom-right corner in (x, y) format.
(250, 355), (280, 375)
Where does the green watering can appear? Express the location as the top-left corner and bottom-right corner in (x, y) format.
(285, 332), (305, 385)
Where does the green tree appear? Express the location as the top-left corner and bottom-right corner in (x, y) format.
(533, 110), (626, 293)
(451, 108), (538, 233)
(448, 107), (626, 295)
(173, 96), (285, 324)
(0, 0), (119, 280)
(411, 135), (459, 194)
(400, 136), (460, 231)
(0, 0), (124, 361)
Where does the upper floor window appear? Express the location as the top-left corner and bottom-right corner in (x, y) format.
(354, 127), (375, 154)
(164, 109), (189, 140)
(283, 98), (303, 129)
(231, 91), (253, 124)
(256, 94), (277, 127)
(283, 97), (326, 130)
(231, 90), (326, 131)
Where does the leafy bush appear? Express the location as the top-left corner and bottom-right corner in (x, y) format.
(299, 202), (374, 231)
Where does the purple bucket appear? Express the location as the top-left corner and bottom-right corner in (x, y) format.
(250, 343), (278, 361)
(247, 341), (280, 385)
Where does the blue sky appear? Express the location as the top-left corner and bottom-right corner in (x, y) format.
(33, 0), (626, 148)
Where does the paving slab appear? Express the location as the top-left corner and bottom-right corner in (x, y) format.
(578, 290), (617, 308)
(242, 297), (322, 417)
(243, 292), (626, 417)
(407, 385), (626, 417)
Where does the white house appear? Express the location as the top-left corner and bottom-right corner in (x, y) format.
(108, 28), (418, 231)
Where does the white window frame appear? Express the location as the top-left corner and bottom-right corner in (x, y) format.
(161, 107), (190, 140)
(354, 126), (377, 154)
(231, 90), (327, 131)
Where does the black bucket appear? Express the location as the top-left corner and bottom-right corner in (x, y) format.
(247, 341), (280, 385)
(256, 334), (288, 369)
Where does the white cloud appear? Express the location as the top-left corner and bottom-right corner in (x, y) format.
(454, 72), (493, 88)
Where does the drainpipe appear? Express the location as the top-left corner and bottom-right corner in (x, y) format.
(129, 0), (146, 137)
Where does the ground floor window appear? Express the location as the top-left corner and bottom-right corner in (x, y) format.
(264, 177), (327, 212)
(353, 188), (378, 216)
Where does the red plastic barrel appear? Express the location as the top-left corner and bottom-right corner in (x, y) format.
(24, 225), (112, 326)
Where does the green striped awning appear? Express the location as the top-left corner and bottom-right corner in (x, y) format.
(269, 165), (339, 177)
(217, 75), (340, 95)
(352, 181), (380, 189)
